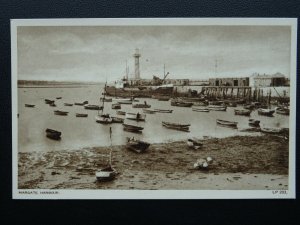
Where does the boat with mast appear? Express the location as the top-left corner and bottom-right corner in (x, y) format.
(95, 82), (113, 124)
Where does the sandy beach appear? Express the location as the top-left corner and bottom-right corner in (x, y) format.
(18, 134), (289, 190)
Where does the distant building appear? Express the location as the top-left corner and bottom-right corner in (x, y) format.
(189, 79), (210, 86)
(250, 73), (287, 87)
(164, 79), (189, 86)
(209, 77), (249, 87)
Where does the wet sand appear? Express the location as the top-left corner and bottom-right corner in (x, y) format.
(18, 134), (289, 190)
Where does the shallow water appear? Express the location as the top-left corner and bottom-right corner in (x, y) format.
(18, 84), (289, 152)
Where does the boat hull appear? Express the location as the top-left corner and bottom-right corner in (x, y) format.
(125, 113), (146, 121)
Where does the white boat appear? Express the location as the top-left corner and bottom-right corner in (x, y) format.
(125, 112), (146, 121)
(95, 114), (113, 124)
(208, 105), (227, 111)
(112, 98), (133, 104)
(192, 107), (209, 112)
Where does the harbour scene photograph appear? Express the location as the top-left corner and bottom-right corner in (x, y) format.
(12, 19), (296, 197)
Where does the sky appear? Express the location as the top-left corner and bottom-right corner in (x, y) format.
(17, 25), (291, 82)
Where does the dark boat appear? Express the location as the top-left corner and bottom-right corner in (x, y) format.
(162, 121), (190, 132)
(116, 110), (126, 115)
(216, 119), (238, 128)
(54, 110), (68, 116)
(112, 103), (121, 109)
(153, 109), (173, 113)
(25, 104), (35, 108)
(142, 109), (156, 114)
(45, 128), (61, 140)
(45, 99), (54, 104)
(249, 119), (260, 127)
(111, 117), (124, 123)
(258, 108), (275, 117)
(126, 137), (150, 153)
(234, 109), (251, 116)
(192, 107), (209, 112)
(171, 100), (193, 107)
(84, 105), (103, 110)
(64, 103), (73, 106)
(76, 113), (88, 117)
(56, 97), (62, 99)
(74, 101), (88, 106)
(122, 123), (144, 133)
(187, 139), (203, 149)
(276, 107), (289, 115)
(132, 103), (151, 108)
(100, 97), (112, 102)
(49, 102), (56, 107)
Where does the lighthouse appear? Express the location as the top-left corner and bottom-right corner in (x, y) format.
(133, 48), (141, 79)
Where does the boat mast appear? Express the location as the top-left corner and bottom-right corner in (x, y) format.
(109, 126), (112, 166)
(99, 81), (107, 115)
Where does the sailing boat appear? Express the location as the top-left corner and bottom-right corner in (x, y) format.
(96, 127), (117, 181)
(95, 82), (113, 124)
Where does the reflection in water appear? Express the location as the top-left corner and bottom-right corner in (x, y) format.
(18, 85), (289, 152)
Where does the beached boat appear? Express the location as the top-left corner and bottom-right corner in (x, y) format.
(56, 97), (62, 99)
(171, 100), (193, 107)
(100, 97), (112, 102)
(125, 112), (146, 121)
(84, 105), (103, 110)
(258, 108), (275, 117)
(126, 137), (150, 153)
(25, 104), (35, 108)
(116, 110), (126, 115)
(45, 99), (55, 104)
(112, 103), (121, 109)
(54, 110), (68, 116)
(111, 116), (124, 123)
(234, 109), (251, 116)
(208, 105), (227, 111)
(162, 121), (190, 132)
(276, 107), (289, 115)
(249, 119), (260, 127)
(153, 109), (173, 113)
(216, 119), (238, 128)
(142, 109), (156, 114)
(192, 107), (209, 112)
(76, 113), (88, 117)
(74, 101), (88, 106)
(122, 123), (144, 133)
(260, 127), (283, 134)
(132, 103), (151, 108)
(64, 103), (73, 106)
(45, 128), (61, 140)
(187, 139), (203, 149)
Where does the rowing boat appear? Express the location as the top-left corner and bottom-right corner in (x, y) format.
(216, 119), (238, 128)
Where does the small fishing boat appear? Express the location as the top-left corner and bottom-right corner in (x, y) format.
(208, 105), (227, 111)
(192, 107), (209, 112)
(76, 113), (88, 117)
(116, 110), (126, 115)
(126, 137), (150, 153)
(249, 119), (260, 127)
(158, 96), (170, 101)
(142, 109), (156, 114)
(56, 97), (62, 99)
(74, 101), (88, 106)
(162, 121), (190, 132)
(171, 101), (193, 107)
(96, 166), (117, 182)
(243, 104), (255, 110)
(111, 117), (124, 123)
(84, 105), (103, 110)
(113, 98), (133, 104)
(216, 119), (238, 128)
(261, 127), (283, 134)
(122, 123), (144, 133)
(54, 110), (68, 116)
(25, 104), (35, 108)
(234, 109), (251, 116)
(187, 139), (203, 149)
(45, 128), (61, 140)
(153, 109), (173, 113)
(111, 103), (121, 109)
(64, 103), (73, 106)
(100, 97), (112, 102)
(45, 99), (55, 104)
(276, 107), (289, 115)
(95, 114), (113, 124)
(258, 108), (275, 117)
(49, 102), (56, 107)
(125, 112), (146, 121)
(132, 103), (151, 108)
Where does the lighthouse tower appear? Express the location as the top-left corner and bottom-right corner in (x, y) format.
(133, 48), (141, 79)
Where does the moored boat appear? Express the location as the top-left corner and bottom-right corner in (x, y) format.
(126, 137), (150, 153)
(84, 105), (103, 110)
(100, 97), (112, 102)
(208, 105), (227, 111)
(64, 103), (73, 106)
(25, 104), (35, 108)
(171, 100), (193, 107)
(162, 121), (190, 132)
(258, 108), (275, 117)
(45, 99), (55, 104)
(192, 107), (209, 112)
(234, 109), (251, 116)
(122, 123), (144, 133)
(56, 97), (62, 99)
(112, 103), (121, 109)
(249, 119), (260, 127)
(95, 114), (113, 124)
(276, 107), (289, 115)
(116, 110), (126, 115)
(45, 128), (61, 140)
(111, 116), (124, 123)
(54, 110), (68, 116)
(113, 98), (133, 104)
(76, 113), (88, 117)
(216, 119), (238, 128)
(142, 109), (156, 114)
(96, 166), (117, 182)
(260, 127), (284, 134)
(74, 101), (88, 106)
(125, 112), (146, 121)
(49, 102), (56, 107)
(132, 103), (151, 108)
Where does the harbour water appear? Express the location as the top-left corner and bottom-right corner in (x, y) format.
(18, 84), (289, 152)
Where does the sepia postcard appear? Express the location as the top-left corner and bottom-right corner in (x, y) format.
(11, 18), (297, 199)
